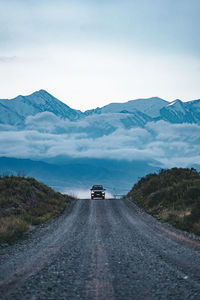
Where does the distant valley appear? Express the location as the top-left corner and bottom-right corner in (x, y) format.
(0, 157), (158, 195)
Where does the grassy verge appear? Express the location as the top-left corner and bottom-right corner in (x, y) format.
(127, 168), (200, 235)
(0, 175), (74, 244)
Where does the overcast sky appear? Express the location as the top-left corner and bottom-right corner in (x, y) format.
(0, 0), (200, 110)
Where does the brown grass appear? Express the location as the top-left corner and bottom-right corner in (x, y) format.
(0, 175), (74, 244)
(0, 216), (30, 243)
(127, 168), (200, 235)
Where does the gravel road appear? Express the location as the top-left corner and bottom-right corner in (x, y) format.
(0, 199), (200, 300)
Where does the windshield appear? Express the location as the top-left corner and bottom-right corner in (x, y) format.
(92, 185), (103, 190)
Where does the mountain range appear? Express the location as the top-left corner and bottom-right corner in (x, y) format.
(0, 90), (199, 194)
(0, 90), (200, 128)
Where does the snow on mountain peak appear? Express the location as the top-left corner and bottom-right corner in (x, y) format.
(167, 100), (186, 114)
(98, 97), (169, 118)
(0, 90), (82, 124)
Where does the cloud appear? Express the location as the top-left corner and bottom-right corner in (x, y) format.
(0, 112), (200, 169)
(0, 124), (17, 131)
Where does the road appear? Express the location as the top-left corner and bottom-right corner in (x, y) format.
(0, 199), (200, 299)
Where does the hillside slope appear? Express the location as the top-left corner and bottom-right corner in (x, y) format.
(0, 176), (74, 244)
(127, 168), (200, 235)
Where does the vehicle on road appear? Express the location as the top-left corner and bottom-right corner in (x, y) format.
(90, 185), (106, 199)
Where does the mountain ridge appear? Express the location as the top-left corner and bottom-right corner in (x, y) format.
(0, 90), (200, 127)
(0, 90), (82, 124)
(87, 96), (169, 118)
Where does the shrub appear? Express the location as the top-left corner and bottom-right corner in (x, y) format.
(127, 168), (200, 235)
(0, 216), (30, 243)
(0, 176), (74, 244)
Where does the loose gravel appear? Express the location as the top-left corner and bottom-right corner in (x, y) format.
(0, 199), (200, 300)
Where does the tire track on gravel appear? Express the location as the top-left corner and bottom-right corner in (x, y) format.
(84, 200), (115, 300)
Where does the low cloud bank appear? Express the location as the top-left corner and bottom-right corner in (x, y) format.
(0, 112), (200, 168)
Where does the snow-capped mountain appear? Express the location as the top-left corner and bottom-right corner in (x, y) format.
(0, 90), (82, 125)
(85, 97), (200, 125)
(85, 97), (169, 118)
(159, 99), (200, 124)
(0, 90), (200, 129)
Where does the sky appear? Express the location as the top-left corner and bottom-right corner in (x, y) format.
(0, 0), (200, 110)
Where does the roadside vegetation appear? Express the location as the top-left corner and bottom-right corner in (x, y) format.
(0, 175), (74, 244)
(127, 168), (200, 235)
